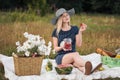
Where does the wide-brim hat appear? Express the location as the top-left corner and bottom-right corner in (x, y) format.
(51, 8), (75, 25)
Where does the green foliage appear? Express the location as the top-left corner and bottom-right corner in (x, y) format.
(46, 60), (53, 71)
(0, 0), (120, 14)
(55, 0), (82, 13)
(81, 0), (120, 14)
(0, 0), (50, 16)
(27, 0), (50, 16)
(28, 46), (38, 54)
(0, 11), (41, 23)
(0, 47), (16, 56)
(49, 52), (57, 59)
(0, 66), (7, 80)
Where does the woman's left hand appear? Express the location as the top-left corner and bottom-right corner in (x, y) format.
(79, 23), (87, 32)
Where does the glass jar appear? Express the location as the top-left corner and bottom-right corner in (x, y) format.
(63, 38), (72, 50)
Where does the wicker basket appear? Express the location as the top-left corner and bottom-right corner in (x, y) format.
(13, 55), (44, 76)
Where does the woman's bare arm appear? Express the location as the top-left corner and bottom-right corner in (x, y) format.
(52, 37), (63, 52)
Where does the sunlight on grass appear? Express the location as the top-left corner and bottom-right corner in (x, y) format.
(0, 12), (120, 56)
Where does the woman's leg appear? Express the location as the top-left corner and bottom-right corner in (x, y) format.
(62, 52), (86, 72)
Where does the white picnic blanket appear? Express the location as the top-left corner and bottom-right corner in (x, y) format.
(0, 53), (120, 80)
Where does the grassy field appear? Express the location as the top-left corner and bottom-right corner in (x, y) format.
(0, 11), (120, 80)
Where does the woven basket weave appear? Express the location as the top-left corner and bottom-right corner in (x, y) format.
(13, 55), (44, 76)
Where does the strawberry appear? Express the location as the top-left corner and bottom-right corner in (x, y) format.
(80, 23), (83, 27)
(64, 42), (71, 50)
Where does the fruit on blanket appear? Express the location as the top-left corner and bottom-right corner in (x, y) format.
(98, 66), (104, 71)
(46, 66), (51, 71)
(55, 64), (73, 74)
(45, 61), (52, 71)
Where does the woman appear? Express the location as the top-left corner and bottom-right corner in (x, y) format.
(51, 8), (101, 75)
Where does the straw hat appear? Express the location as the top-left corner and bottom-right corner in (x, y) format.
(51, 8), (75, 25)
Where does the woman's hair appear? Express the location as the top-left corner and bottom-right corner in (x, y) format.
(56, 16), (62, 36)
(56, 14), (70, 36)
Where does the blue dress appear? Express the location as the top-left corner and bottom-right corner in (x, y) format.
(52, 26), (79, 64)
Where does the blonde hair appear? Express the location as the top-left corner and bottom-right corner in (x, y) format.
(56, 16), (62, 36)
(56, 14), (70, 36)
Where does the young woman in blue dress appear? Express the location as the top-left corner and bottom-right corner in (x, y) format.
(51, 8), (101, 75)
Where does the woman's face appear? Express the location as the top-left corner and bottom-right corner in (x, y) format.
(61, 12), (70, 23)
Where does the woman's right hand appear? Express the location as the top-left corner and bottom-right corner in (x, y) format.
(80, 23), (87, 32)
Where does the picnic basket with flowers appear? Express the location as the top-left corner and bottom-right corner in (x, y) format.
(12, 32), (52, 76)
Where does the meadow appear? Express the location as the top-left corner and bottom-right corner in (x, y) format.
(0, 11), (120, 80)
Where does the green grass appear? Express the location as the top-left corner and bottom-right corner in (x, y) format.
(0, 11), (120, 80)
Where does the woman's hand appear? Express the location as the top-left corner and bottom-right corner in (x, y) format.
(79, 23), (87, 32)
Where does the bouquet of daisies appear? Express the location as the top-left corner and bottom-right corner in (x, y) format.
(13, 32), (52, 57)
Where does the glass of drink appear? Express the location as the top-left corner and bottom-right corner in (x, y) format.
(64, 38), (72, 50)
